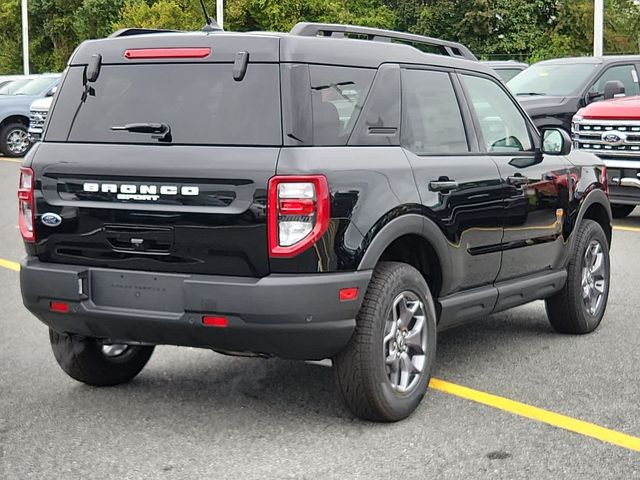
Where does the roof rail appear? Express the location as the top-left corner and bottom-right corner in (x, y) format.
(109, 28), (181, 38)
(289, 23), (477, 61)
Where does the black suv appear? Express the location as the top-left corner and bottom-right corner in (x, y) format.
(20, 23), (612, 422)
(509, 56), (640, 133)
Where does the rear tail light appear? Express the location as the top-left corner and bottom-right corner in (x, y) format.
(268, 175), (330, 257)
(18, 167), (35, 242)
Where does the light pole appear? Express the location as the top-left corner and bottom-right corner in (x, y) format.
(21, 0), (29, 75)
(594, 0), (604, 56)
(216, 0), (224, 29)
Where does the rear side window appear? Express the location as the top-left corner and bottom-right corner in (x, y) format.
(401, 69), (469, 155)
(282, 65), (375, 146)
(47, 64), (281, 146)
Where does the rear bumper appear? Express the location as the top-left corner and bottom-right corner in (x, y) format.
(20, 258), (371, 360)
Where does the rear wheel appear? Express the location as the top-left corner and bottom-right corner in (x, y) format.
(49, 329), (154, 386)
(611, 204), (635, 218)
(0, 122), (30, 157)
(545, 220), (610, 334)
(334, 262), (437, 422)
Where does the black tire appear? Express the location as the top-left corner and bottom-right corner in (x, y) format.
(49, 329), (154, 386)
(545, 220), (610, 334)
(334, 261), (437, 422)
(0, 122), (30, 157)
(611, 204), (635, 218)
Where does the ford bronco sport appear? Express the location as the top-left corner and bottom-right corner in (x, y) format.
(19, 23), (612, 422)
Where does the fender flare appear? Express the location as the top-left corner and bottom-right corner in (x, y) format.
(570, 188), (612, 250)
(357, 214), (453, 293)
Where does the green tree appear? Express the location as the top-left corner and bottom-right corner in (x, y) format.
(114, 0), (202, 31)
(75, 0), (125, 40)
(0, 0), (23, 73)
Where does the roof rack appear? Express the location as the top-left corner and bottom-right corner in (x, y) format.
(289, 23), (477, 61)
(109, 28), (181, 38)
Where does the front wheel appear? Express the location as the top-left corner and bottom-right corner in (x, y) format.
(334, 262), (437, 422)
(49, 329), (154, 386)
(545, 220), (610, 334)
(0, 122), (30, 157)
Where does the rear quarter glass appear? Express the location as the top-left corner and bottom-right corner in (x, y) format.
(46, 63), (282, 146)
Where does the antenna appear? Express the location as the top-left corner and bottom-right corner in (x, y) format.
(199, 0), (222, 32)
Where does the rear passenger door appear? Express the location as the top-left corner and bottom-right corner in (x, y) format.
(401, 67), (504, 295)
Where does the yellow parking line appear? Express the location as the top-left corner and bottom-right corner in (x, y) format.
(430, 378), (640, 452)
(0, 157), (22, 164)
(0, 258), (20, 271)
(0, 256), (636, 452)
(613, 225), (640, 233)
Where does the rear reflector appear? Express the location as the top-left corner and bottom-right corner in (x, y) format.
(202, 316), (228, 327)
(339, 288), (359, 302)
(124, 47), (211, 59)
(50, 301), (69, 313)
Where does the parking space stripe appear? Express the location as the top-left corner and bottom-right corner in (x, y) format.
(429, 378), (640, 452)
(613, 225), (640, 233)
(0, 256), (637, 452)
(0, 258), (20, 271)
(0, 157), (22, 164)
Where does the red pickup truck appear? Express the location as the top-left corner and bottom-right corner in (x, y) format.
(573, 96), (640, 217)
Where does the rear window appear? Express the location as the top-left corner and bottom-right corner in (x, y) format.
(46, 64), (281, 146)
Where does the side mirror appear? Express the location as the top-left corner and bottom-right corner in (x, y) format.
(46, 86), (57, 97)
(603, 80), (625, 100)
(541, 128), (571, 156)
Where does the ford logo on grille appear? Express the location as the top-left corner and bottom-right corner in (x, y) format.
(41, 212), (62, 227)
(602, 131), (625, 145)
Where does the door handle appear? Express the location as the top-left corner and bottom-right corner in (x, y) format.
(429, 179), (459, 192)
(507, 175), (529, 186)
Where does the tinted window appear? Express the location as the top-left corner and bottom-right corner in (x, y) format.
(592, 64), (639, 96)
(462, 75), (533, 153)
(508, 63), (598, 96)
(401, 69), (469, 155)
(310, 66), (374, 145)
(49, 64), (281, 146)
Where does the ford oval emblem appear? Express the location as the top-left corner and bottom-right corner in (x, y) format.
(602, 132), (625, 145)
(41, 212), (62, 227)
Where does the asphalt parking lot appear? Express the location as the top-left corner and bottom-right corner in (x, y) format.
(0, 157), (638, 479)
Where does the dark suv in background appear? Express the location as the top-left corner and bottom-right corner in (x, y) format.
(20, 23), (612, 422)
(508, 56), (640, 133)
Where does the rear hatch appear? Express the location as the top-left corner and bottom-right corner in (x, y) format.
(28, 33), (282, 277)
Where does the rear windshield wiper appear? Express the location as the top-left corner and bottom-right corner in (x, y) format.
(111, 122), (172, 142)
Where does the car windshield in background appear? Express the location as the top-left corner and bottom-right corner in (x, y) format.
(14, 77), (58, 96)
(52, 64), (281, 146)
(0, 78), (32, 95)
(495, 68), (524, 83)
(507, 63), (598, 96)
